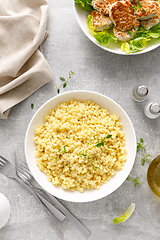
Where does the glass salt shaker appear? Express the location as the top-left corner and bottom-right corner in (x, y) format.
(144, 103), (160, 119)
(132, 85), (148, 102)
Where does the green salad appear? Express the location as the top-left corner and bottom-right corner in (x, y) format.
(74, 0), (160, 54)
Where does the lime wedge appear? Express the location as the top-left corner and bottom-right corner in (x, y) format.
(113, 203), (135, 224)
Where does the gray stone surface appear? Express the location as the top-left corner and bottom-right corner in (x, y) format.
(0, 0), (160, 239)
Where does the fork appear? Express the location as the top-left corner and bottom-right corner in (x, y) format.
(17, 163), (91, 239)
(0, 155), (65, 222)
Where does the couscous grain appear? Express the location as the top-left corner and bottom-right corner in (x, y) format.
(35, 99), (127, 192)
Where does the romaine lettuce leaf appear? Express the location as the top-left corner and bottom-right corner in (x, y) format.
(121, 23), (160, 53)
(74, 0), (93, 12)
(121, 37), (150, 53)
(87, 15), (117, 45)
(113, 203), (135, 224)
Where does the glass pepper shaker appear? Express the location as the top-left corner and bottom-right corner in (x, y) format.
(132, 85), (148, 102)
(144, 103), (160, 119)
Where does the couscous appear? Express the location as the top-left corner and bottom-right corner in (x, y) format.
(35, 99), (127, 192)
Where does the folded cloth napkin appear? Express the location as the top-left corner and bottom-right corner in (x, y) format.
(0, 0), (53, 119)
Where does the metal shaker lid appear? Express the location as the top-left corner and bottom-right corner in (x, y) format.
(136, 86), (148, 97)
(149, 103), (160, 114)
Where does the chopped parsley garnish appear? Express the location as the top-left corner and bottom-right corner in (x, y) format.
(127, 31), (132, 36)
(79, 150), (87, 156)
(132, 4), (137, 11)
(133, 26), (136, 31)
(94, 166), (99, 171)
(59, 145), (68, 153)
(138, 1), (142, 8)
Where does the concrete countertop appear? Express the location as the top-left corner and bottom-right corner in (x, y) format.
(0, 1), (160, 240)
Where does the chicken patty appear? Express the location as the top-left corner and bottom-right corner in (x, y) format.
(109, 0), (137, 31)
(132, 0), (157, 20)
(89, 10), (113, 31)
(92, 0), (118, 15)
(141, 1), (160, 29)
(113, 19), (140, 41)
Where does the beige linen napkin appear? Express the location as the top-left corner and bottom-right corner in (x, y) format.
(0, 0), (53, 119)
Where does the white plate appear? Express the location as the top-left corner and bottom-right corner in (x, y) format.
(25, 91), (136, 202)
(74, 2), (160, 55)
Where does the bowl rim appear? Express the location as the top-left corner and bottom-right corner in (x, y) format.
(25, 90), (137, 202)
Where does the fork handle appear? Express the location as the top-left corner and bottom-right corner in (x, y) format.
(45, 193), (91, 238)
(35, 192), (66, 222)
(16, 176), (65, 222)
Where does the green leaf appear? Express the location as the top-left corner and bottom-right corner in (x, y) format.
(87, 15), (95, 34)
(94, 31), (117, 45)
(106, 135), (112, 139)
(57, 89), (60, 94)
(60, 77), (65, 81)
(95, 141), (104, 147)
(137, 142), (143, 150)
(113, 203), (135, 224)
(63, 82), (67, 88)
(138, 1), (142, 8)
(140, 138), (144, 143)
(94, 166), (99, 171)
(121, 42), (130, 54)
(74, 0), (93, 11)
(31, 103), (34, 109)
(63, 145), (67, 153)
(132, 4), (137, 11)
(87, 14), (117, 46)
(79, 150), (87, 156)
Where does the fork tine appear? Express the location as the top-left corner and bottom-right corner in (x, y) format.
(19, 164), (31, 175)
(0, 156), (7, 164)
(0, 161), (4, 166)
(17, 166), (31, 179)
(17, 171), (29, 183)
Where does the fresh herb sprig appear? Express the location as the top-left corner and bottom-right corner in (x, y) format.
(79, 150), (87, 157)
(132, 4), (137, 11)
(59, 145), (68, 153)
(95, 135), (112, 147)
(137, 138), (151, 165)
(127, 177), (142, 187)
(54, 71), (75, 94)
(137, 0), (142, 8)
(132, 1), (146, 13)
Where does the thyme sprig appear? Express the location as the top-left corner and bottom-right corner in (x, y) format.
(137, 138), (151, 165)
(95, 135), (112, 147)
(54, 71), (75, 94)
(127, 177), (142, 187)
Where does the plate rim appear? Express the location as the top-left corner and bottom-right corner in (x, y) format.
(73, 1), (160, 55)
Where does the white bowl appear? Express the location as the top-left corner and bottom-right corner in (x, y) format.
(74, 2), (160, 55)
(25, 91), (136, 202)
